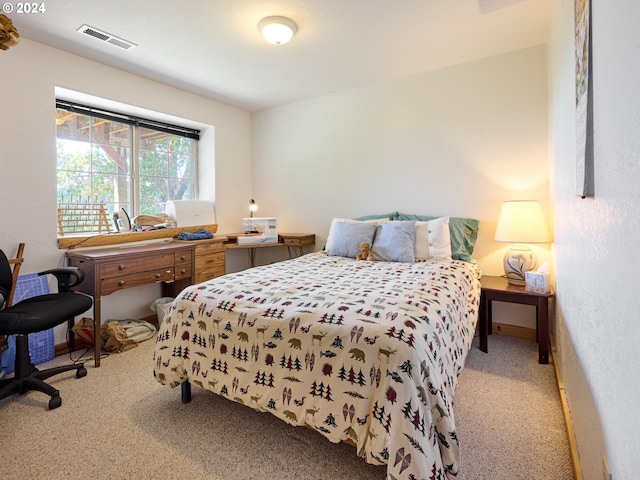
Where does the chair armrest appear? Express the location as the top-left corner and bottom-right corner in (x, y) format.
(38, 267), (85, 293)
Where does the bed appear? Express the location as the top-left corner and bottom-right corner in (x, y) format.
(153, 213), (481, 480)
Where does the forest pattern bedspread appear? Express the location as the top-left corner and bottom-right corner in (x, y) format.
(154, 252), (481, 480)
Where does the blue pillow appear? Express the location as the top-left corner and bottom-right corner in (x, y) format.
(393, 213), (479, 262)
(329, 221), (377, 258)
(372, 221), (416, 263)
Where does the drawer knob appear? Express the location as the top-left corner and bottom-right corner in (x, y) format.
(155, 273), (162, 279)
(118, 280), (125, 286)
(180, 255), (187, 261)
(118, 264), (125, 270)
(180, 269), (187, 274)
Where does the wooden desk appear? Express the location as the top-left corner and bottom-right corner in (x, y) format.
(66, 238), (227, 367)
(479, 275), (554, 364)
(225, 233), (315, 267)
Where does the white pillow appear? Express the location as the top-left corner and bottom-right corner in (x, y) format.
(325, 217), (388, 254)
(415, 216), (452, 261)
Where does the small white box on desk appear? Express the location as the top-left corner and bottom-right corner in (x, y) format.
(525, 272), (550, 294)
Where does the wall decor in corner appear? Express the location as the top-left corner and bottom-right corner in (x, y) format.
(575, 0), (594, 198)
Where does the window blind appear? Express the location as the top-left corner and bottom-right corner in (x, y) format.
(55, 99), (200, 140)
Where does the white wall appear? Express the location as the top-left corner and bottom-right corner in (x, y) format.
(549, 1), (640, 478)
(251, 45), (552, 284)
(0, 38), (252, 342)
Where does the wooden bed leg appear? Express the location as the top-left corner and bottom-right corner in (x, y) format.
(181, 380), (192, 403)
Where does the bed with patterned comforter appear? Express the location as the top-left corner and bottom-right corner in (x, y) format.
(153, 251), (481, 480)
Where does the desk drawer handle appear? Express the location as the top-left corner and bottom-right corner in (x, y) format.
(118, 264), (126, 270)
(180, 255), (187, 261)
(180, 269), (187, 274)
(118, 280), (125, 286)
(155, 273), (162, 279)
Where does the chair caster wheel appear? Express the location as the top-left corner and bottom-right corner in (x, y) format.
(49, 396), (62, 409)
(76, 366), (87, 378)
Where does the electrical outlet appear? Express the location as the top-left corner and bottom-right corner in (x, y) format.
(603, 456), (612, 480)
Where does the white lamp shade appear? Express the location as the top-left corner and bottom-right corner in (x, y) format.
(259, 16), (297, 45)
(494, 200), (551, 244)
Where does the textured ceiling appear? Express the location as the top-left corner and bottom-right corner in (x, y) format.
(11, 0), (551, 111)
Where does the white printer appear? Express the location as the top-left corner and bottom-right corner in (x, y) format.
(165, 200), (215, 227)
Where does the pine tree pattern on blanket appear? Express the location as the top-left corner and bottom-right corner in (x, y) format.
(154, 252), (481, 480)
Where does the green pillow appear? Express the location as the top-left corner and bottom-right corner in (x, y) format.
(354, 212), (396, 222)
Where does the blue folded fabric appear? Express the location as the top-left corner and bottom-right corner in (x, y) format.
(176, 229), (214, 241)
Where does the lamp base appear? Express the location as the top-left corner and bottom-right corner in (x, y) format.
(503, 245), (537, 286)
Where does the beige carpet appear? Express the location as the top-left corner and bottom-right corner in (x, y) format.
(0, 334), (573, 480)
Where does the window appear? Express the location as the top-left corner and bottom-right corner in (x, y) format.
(55, 100), (199, 236)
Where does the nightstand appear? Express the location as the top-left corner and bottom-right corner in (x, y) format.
(479, 275), (554, 364)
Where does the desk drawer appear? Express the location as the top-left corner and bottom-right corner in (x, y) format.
(175, 250), (192, 264)
(101, 268), (175, 295)
(281, 234), (315, 246)
(196, 242), (225, 255)
(194, 252), (225, 283)
(101, 253), (174, 278)
(174, 250), (193, 281)
(175, 260), (192, 280)
(141, 253), (175, 271)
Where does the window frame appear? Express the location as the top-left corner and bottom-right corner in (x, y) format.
(55, 99), (200, 236)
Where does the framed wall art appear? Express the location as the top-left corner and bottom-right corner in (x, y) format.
(575, 0), (594, 198)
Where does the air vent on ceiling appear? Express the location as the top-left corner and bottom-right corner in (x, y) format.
(77, 24), (137, 50)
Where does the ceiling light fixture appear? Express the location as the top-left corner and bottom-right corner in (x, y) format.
(258, 16), (297, 45)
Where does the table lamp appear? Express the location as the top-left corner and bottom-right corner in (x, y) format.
(494, 200), (551, 286)
(245, 199), (259, 234)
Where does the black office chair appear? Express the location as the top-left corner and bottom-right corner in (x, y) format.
(0, 248), (93, 409)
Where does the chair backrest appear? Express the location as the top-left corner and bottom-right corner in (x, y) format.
(0, 249), (13, 307)
(0, 244), (25, 308)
